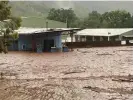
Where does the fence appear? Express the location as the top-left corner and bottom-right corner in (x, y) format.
(65, 40), (133, 48)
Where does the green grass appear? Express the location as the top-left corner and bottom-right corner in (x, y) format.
(21, 17), (67, 28)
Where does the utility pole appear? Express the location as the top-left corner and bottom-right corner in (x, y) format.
(66, 17), (68, 28)
(46, 21), (48, 30)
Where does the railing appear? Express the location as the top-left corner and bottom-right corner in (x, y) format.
(65, 41), (133, 48)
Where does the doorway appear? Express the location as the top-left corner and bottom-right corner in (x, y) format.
(43, 39), (54, 52)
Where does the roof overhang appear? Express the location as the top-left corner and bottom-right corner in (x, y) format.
(15, 27), (81, 35)
(122, 35), (133, 37)
(76, 28), (133, 37)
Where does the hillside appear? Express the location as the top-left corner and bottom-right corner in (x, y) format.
(10, 1), (133, 18)
(9, 1), (133, 28)
(21, 17), (67, 28)
(78, 1), (133, 14)
(9, 1), (89, 18)
(9, 1), (68, 28)
(9, 1), (51, 17)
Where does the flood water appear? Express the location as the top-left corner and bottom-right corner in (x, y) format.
(0, 46), (133, 100)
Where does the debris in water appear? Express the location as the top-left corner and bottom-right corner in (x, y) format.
(63, 70), (85, 75)
(112, 74), (133, 82)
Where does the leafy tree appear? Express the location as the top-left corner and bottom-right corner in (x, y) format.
(102, 10), (132, 28)
(131, 16), (133, 27)
(47, 8), (77, 28)
(75, 10), (133, 28)
(70, 18), (84, 28)
(0, 1), (21, 53)
(81, 11), (102, 28)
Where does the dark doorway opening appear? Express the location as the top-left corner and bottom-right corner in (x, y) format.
(43, 39), (54, 52)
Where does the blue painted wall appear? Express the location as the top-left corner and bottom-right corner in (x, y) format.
(18, 35), (32, 51)
(35, 32), (62, 51)
(55, 33), (62, 49)
(9, 32), (62, 52)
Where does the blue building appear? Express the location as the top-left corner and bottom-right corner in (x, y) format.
(8, 28), (80, 52)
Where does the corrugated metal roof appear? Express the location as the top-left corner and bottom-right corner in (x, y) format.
(123, 35), (133, 37)
(76, 28), (133, 36)
(15, 27), (80, 35)
(15, 27), (47, 34)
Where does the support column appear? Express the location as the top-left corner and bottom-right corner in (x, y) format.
(79, 36), (81, 42)
(75, 35), (78, 42)
(119, 35), (122, 41)
(85, 36), (86, 42)
(100, 36), (103, 41)
(32, 35), (36, 52)
(78, 35), (81, 42)
(108, 36), (110, 41)
(70, 31), (74, 51)
(70, 33), (74, 42)
(92, 36), (95, 41)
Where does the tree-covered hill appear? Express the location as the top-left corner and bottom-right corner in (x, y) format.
(9, 1), (133, 28)
(9, 1), (133, 18)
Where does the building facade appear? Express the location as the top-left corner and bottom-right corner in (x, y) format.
(8, 28), (62, 52)
(75, 28), (133, 42)
(8, 28), (80, 52)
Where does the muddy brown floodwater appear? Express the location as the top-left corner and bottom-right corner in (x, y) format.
(0, 46), (133, 100)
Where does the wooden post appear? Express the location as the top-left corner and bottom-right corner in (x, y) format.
(46, 21), (48, 30)
(78, 35), (80, 42)
(70, 31), (74, 51)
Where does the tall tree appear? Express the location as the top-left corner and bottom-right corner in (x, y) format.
(47, 8), (77, 28)
(82, 11), (102, 28)
(77, 10), (133, 28)
(102, 10), (132, 28)
(0, 1), (21, 53)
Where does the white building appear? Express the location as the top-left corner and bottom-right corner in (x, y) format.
(75, 28), (133, 42)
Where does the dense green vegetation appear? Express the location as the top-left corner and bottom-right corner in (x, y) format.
(9, 1), (89, 18)
(47, 8), (133, 28)
(0, 1), (21, 53)
(9, 1), (133, 28)
(80, 10), (133, 28)
(9, 1), (133, 18)
(47, 8), (77, 28)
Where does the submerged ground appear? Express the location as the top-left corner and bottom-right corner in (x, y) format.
(0, 46), (133, 100)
